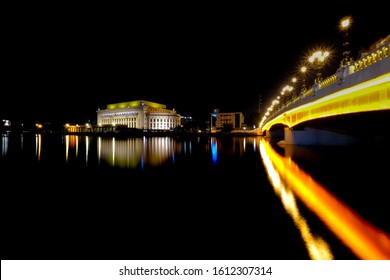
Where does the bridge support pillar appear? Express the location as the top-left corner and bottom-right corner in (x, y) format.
(284, 127), (360, 145)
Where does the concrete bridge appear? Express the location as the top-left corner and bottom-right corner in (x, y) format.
(258, 42), (390, 145)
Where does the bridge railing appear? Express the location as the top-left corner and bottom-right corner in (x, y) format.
(353, 43), (389, 72)
(318, 74), (338, 89)
(262, 41), (390, 126)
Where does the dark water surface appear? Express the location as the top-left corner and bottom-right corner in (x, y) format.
(1, 133), (389, 260)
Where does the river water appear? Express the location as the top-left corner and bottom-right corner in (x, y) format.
(1, 133), (389, 260)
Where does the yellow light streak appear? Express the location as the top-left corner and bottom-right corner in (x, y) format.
(259, 138), (390, 259)
(260, 140), (333, 259)
(261, 73), (390, 132)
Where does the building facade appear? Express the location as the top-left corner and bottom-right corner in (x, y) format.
(210, 110), (245, 132)
(97, 100), (181, 131)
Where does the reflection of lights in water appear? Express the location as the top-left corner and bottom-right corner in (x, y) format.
(97, 137), (178, 169)
(97, 137), (101, 164)
(66, 135), (85, 164)
(35, 134), (41, 161)
(112, 137), (115, 166)
(182, 140), (193, 155)
(145, 137), (176, 166)
(65, 135), (69, 162)
(85, 136), (89, 165)
(2, 135), (9, 157)
(259, 138), (333, 259)
(66, 135), (77, 160)
(172, 140), (175, 164)
(259, 138), (390, 260)
(211, 137), (217, 165)
(243, 137), (246, 152)
(141, 136), (146, 169)
(75, 136), (79, 158)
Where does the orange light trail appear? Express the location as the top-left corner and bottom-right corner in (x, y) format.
(260, 138), (390, 259)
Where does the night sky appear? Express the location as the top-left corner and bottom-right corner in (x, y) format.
(3, 3), (389, 125)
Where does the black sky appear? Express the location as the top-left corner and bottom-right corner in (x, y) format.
(3, 3), (389, 124)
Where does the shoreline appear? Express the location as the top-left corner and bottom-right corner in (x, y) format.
(1, 130), (263, 137)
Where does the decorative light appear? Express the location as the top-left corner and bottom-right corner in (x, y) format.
(309, 50), (330, 83)
(300, 66), (307, 93)
(340, 16), (353, 66)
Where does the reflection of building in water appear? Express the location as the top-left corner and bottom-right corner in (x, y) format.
(98, 137), (180, 168)
(35, 134), (42, 161)
(99, 137), (143, 168)
(209, 136), (251, 157)
(1, 135), (9, 157)
(65, 135), (88, 163)
(97, 100), (181, 131)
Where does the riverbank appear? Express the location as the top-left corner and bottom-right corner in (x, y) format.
(1, 129), (263, 137)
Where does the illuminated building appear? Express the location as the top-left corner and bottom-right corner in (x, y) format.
(210, 109), (245, 132)
(96, 100), (181, 131)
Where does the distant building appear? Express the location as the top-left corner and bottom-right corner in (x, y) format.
(210, 110), (245, 132)
(180, 115), (193, 125)
(1, 119), (11, 133)
(96, 100), (181, 131)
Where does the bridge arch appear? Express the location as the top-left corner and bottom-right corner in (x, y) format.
(259, 44), (390, 145)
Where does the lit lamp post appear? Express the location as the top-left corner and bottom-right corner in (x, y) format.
(291, 77), (297, 99)
(300, 66), (307, 93)
(340, 16), (352, 66)
(309, 50), (329, 84)
(281, 85), (293, 94)
(281, 85), (293, 106)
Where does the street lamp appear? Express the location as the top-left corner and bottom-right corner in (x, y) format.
(291, 77), (297, 98)
(281, 85), (293, 106)
(309, 50), (330, 84)
(300, 66), (307, 93)
(340, 16), (352, 66)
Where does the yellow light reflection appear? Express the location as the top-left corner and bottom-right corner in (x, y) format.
(97, 137), (101, 164)
(65, 135), (69, 162)
(112, 137), (115, 166)
(259, 138), (390, 260)
(36, 134), (41, 161)
(97, 137), (179, 168)
(260, 139), (333, 259)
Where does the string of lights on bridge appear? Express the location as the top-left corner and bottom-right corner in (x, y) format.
(259, 16), (353, 129)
